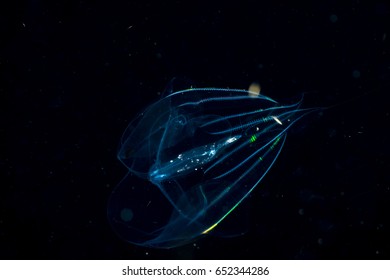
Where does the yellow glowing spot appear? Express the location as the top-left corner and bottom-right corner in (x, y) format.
(202, 223), (218, 234)
(272, 116), (283, 125)
(248, 82), (261, 97)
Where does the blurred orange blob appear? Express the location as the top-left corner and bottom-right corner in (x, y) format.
(248, 82), (261, 97)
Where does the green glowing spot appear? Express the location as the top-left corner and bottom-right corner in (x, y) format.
(270, 137), (281, 150)
(250, 135), (257, 143)
(259, 156), (263, 161)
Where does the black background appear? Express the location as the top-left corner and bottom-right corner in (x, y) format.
(2, 0), (390, 259)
